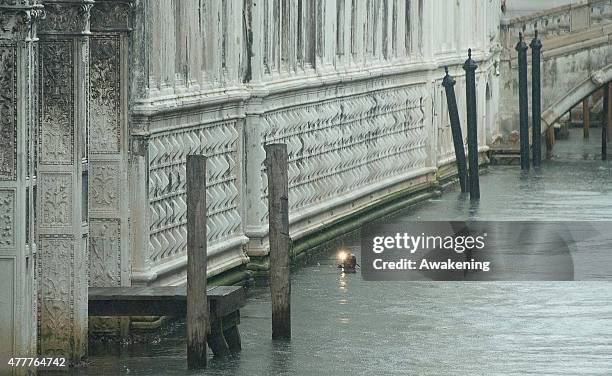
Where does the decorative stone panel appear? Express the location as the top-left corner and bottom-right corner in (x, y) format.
(91, 1), (131, 31)
(90, 161), (120, 212)
(38, 0), (92, 361)
(37, 235), (74, 356)
(90, 36), (121, 155)
(258, 85), (428, 224)
(88, 5), (131, 297)
(39, 40), (74, 166)
(0, 44), (17, 181)
(39, 3), (82, 34)
(39, 174), (72, 229)
(89, 219), (121, 286)
(0, 190), (15, 249)
(148, 121), (242, 263)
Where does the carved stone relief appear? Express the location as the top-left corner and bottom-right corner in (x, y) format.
(38, 235), (74, 356)
(40, 3), (80, 34)
(90, 36), (120, 154)
(0, 3), (44, 40)
(0, 43), (17, 180)
(90, 162), (120, 211)
(39, 174), (72, 228)
(91, 1), (131, 30)
(259, 85), (427, 223)
(89, 219), (120, 287)
(40, 40), (74, 165)
(0, 190), (15, 248)
(148, 121), (241, 262)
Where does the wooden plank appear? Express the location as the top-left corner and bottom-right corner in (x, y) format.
(187, 154), (208, 369)
(89, 299), (187, 317)
(209, 287), (246, 317)
(89, 286), (241, 300)
(88, 286), (244, 317)
(265, 144), (291, 340)
(89, 286), (187, 300)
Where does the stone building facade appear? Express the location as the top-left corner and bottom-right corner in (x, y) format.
(0, 0), (501, 361)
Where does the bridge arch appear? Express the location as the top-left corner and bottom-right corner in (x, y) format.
(542, 63), (612, 130)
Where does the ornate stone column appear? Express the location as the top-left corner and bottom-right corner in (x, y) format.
(37, 0), (92, 362)
(0, 0), (43, 359)
(88, 0), (131, 333)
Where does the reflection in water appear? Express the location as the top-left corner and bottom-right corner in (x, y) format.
(269, 340), (292, 376)
(338, 272), (347, 291)
(83, 128), (612, 375)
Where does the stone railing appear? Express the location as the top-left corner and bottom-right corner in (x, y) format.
(500, 0), (612, 50)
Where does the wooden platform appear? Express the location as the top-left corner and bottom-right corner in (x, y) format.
(89, 285), (244, 317)
(89, 285), (246, 355)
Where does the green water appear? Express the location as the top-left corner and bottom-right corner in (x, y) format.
(84, 129), (612, 375)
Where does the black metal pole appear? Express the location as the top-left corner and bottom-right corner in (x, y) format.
(603, 83), (609, 160)
(530, 30), (542, 167)
(517, 32), (530, 170)
(463, 49), (480, 200)
(442, 67), (468, 193)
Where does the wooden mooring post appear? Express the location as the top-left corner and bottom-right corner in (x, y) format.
(583, 98), (590, 138)
(186, 155), (209, 369)
(602, 82), (612, 157)
(463, 49), (480, 200)
(265, 144), (292, 340)
(601, 84), (610, 161)
(442, 67), (469, 193)
(608, 84), (612, 156)
(530, 30), (543, 167)
(516, 32), (530, 170)
(604, 84), (610, 160)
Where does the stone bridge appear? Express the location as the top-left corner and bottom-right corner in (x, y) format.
(499, 0), (612, 137)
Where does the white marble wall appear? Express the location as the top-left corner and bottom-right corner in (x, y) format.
(0, 0), (502, 361)
(128, 0), (502, 283)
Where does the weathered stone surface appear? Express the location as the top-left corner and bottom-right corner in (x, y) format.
(90, 36), (121, 155)
(38, 235), (75, 356)
(89, 219), (121, 287)
(88, 3), (132, 337)
(129, 0), (502, 273)
(40, 40), (74, 165)
(39, 174), (72, 228)
(37, 0), (92, 362)
(0, 44), (16, 181)
(0, 0), (41, 358)
(0, 190), (15, 249)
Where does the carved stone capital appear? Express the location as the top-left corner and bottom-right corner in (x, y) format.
(91, 0), (133, 32)
(39, 0), (94, 35)
(0, 1), (45, 41)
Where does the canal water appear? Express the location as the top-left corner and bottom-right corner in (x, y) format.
(85, 128), (612, 375)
